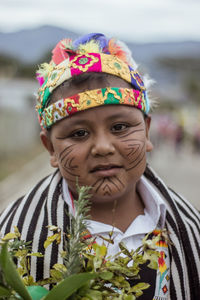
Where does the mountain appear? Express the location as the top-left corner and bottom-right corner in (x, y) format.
(0, 25), (78, 63)
(0, 25), (200, 100)
(0, 25), (200, 65)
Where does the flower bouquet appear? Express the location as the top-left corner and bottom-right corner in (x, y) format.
(0, 185), (167, 300)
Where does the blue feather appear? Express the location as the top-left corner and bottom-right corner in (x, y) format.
(73, 33), (109, 51)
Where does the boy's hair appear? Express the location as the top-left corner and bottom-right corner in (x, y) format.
(36, 33), (154, 129)
(48, 72), (133, 104)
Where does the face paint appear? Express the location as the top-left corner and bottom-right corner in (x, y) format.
(47, 105), (152, 203)
(59, 145), (80, 179)
(119, 128), (146, 171)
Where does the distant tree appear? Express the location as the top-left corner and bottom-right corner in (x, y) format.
(0, 53), (19, 67)
(0, 53), (36, 79)
(157, 57), (200, 73)
(16, 64), (37, 78)
(157, 56), (200, 103)
(184, 76), (200, 104)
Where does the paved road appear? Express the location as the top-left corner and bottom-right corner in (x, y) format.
(0, 146), (200, 212)
(0, 152), (53, 212)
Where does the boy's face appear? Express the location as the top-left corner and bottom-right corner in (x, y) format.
(41, 76), (153, 203)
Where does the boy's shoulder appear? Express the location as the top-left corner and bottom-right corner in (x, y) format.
(144, 165), (200, 222)
(0, 170), (63, 235)
(168, 188), (200, 222)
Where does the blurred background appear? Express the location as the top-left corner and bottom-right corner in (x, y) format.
(0, 0), (200, 211)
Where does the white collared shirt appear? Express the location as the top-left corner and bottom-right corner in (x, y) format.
(62, 175), (166, 257)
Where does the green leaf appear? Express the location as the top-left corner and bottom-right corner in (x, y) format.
(2, 233), (18, 241)
(84, 289), (102, 300)
(50, 269), (63, 281)
(93, 244), (107, 258)
(44, 233), (60, 249)
(124, 295), (136, 300)
(119, 242), (132, 258)
(0, 285), (11, 297)
(43, 272), (97, 300)
(0, 243), (32, 300)
(147, 260), (158, 270)
(130, 282), (150, 293)
(99, 272), (113, 280)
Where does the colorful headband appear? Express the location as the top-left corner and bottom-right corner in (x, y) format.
(42, 87), (148, 128)
(36, 33), (150, 128)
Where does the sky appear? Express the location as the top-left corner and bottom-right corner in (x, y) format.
(0, 0), (200, 43)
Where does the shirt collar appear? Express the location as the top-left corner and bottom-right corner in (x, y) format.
(62, 175), (167, 233)
(137, 175), (166, 229)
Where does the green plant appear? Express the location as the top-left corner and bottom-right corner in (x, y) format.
(0, 185), (166, 299)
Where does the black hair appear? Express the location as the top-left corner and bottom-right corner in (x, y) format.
(47, 72), (136, 106)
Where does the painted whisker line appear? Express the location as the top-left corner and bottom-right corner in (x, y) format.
(109, 178), (121, 191)
(60, 149), (73, 162)
(96, 179), (106, 193)
(127, 147), (139, 155)
(121, 138), (143, 143)
(63, 165), (80, 177)
(92, 178), (103, 188)
(114, 176), (125, 188)
(125, 143), (140, 148)
(63, 158), (72, 169)
(126, 152), (145, 171)
(60, 150), (73, 163)
(103, 184), (112, 192)
(126, 143), (144, 162)
(127, 146), (140, 157)
(59, 144), (76, 160)
(118, 128), (144, 139)
(126, 147), (145, 171)
(93, 178), (105, 193)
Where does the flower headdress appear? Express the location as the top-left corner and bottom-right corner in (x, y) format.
(36, 33), (152, 128)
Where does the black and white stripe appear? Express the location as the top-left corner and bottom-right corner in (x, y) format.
(0, 166), (200, 299)
(144, 165), (200, 300)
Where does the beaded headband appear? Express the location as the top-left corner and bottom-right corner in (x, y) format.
(36, 33), (150, 128)
(42, 87), (147, 128)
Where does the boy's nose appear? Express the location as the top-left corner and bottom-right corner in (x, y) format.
(91, 132), (115, 157)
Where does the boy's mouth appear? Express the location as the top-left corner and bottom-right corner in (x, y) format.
(90, 164), (122, 176)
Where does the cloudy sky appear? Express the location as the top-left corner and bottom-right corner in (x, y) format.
(0, 0), (200, 42)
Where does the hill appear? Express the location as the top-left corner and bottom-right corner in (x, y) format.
(0, 25), (200, 101)
(0, 25), (77, 63)
(0, 25), (200, 65)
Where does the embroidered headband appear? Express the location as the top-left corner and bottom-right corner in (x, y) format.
(36, 33), (151, 128)
(42, 87), (147, 128)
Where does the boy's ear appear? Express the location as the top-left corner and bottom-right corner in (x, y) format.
(40, 130), (59, 168)
(144, 115), (154, 153)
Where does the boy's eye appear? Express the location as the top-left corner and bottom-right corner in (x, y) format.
(71, 129), (89, 138)
(111, 123), (128, 132)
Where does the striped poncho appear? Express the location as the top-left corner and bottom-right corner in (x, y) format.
(0, 166), (200, 299)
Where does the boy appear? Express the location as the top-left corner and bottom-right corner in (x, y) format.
(0, 33), (200, 299)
